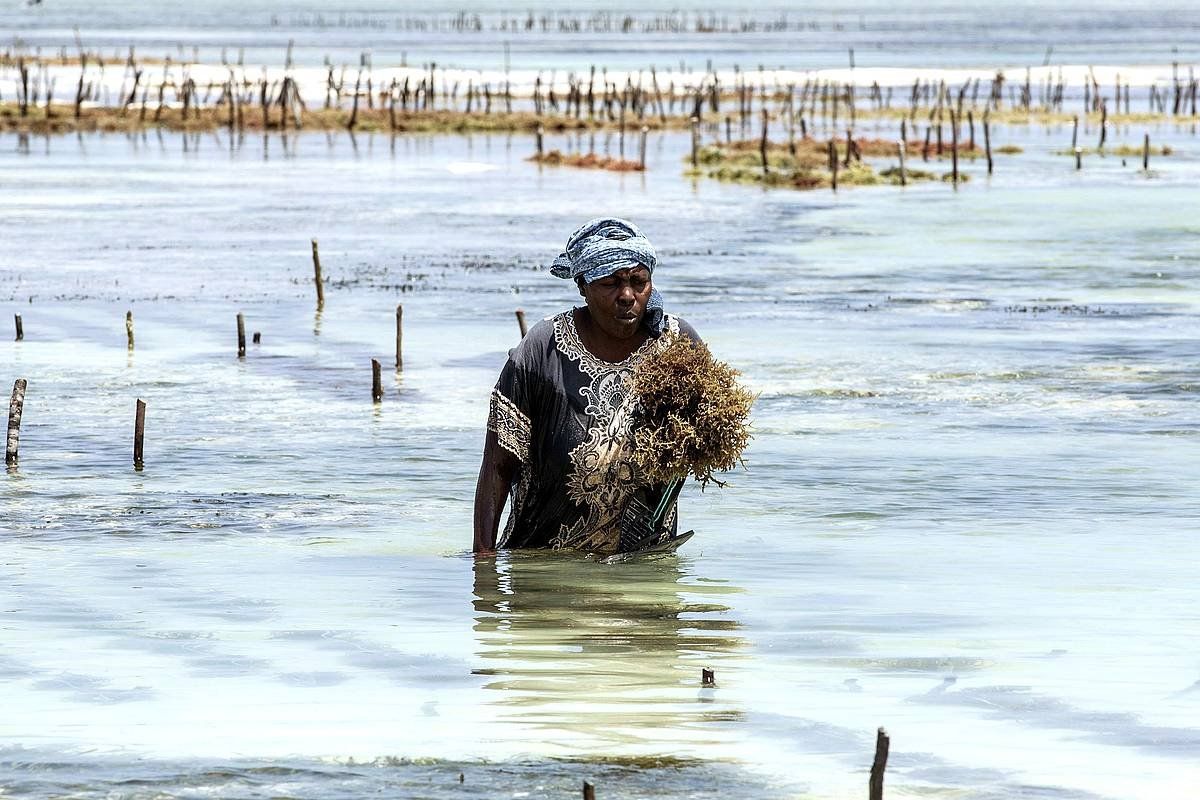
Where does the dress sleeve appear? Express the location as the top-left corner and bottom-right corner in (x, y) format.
(488, 359), (533, 465)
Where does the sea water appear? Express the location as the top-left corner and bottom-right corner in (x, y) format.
(2, 5), (1200, 800)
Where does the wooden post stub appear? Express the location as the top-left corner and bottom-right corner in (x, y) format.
(701, 667), (715, 687)
(1071, 115), (1078, 150)
(897, 141), (907, 186)
(252, 331), (261, 344)
(126, 310), (134, 350)
(372, 358), (383, 403)
(14, 313), (23, 341)
(236, 312), (246, 358)
(311, 238), (325, 310)
(6, 378), (27, 467)
(515, 309), (528, 338)
(582, 780), (595, 800)
(536, 124), (544, 157)
(639, 125), (648, 170)
(395, 304), (404, 371)
(828, 139), (838, 192)
(759, 108), (769, 176)
(1142, 133), (1150, 170)
(133, 398), (146, 471)
(950, 110), (959, 185)
(983, 117), (993, 174)
(1074, 146), (1082, 170)
(690, 115), (699, 168)
(868, 727), (890, 800)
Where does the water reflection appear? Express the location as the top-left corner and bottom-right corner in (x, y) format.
(472, 553), (746, 752)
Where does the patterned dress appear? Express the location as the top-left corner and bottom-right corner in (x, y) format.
(487, 309), (700, 554)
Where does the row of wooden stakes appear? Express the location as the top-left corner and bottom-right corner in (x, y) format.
(5, 240), (531, 470)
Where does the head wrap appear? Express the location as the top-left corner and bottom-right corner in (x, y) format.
(550, 217), (666, 335)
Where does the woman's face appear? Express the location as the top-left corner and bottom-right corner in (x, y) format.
(580, 266), (653, 341)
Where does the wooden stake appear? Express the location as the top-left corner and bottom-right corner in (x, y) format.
(701, 667), (716, 687)
(1071, 115), (1078, 150)
(868, 727), (890, 800)
(582, 781), (595, 800)
(395, 304), (404, 371)
(983, 116), (993, 174)
(1075, 146), (1082, 170)
(311, 238), (325, 310)
(897, 141), (907, 186)
(1142, 132), (1150, 170)
(690, 115), (699, 168)
(133, 398), (146, 471)
(638, 125), (648, 170)
(125, 310), (134, 350)
(14, 314), (23, 341)
(828, 139), (838, 192)
(759, 109), (769, 176)
(252, 332), (261, 344)
(950, 110), (959, 185)
(515, 309), (528, 338)
(236, 312), (246, 358)
(6, 378), (26, 467)
(535, 123), (544, 158)
(371, 358), (383, 403)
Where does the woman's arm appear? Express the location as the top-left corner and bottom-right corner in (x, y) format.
(473, 428), (519, 554)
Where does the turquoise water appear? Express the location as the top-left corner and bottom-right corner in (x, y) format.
(2, 87), (1199, 800)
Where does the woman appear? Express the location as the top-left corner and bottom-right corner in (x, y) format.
(473, 218), (701, 555)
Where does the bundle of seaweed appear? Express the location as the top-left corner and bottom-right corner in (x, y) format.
(630, 334), (754, 487)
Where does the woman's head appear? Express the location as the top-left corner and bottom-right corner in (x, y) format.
(551, 217), (664, 338)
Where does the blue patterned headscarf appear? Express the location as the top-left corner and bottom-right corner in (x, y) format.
(550, 217), (666, 334)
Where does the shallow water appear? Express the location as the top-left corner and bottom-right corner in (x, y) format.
(2, 113), (1199, 798)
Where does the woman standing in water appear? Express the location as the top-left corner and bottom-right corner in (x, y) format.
(473, 218), (701, 555)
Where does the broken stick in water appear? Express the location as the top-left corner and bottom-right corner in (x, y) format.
(133, 398), (146, 470)
(311, 238), (325, 310)
(395, 304), (403, 371)
(6, 378), (27, 467)
(869, 727), (890, 800)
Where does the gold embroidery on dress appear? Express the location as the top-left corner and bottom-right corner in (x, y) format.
(488, 388), (532, 464)
(549, 311), (680, 553)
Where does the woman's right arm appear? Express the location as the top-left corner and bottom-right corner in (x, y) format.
(473, 428), (519, 554)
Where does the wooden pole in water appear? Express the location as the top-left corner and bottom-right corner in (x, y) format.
(828, 139), (838, 192)
(868, 727), (890, 800)
(14, 314), (23, 341)
(535, 123), (544, 158)
(395, 304), (403, 371)
(1142, 132), (1150, 170)
(1098, 101), (1107, 150)
(950, 110), (959, 185)
(236, 312), (246, 358)
(1074, 146), (1082, 170)
(6, 378), (26, 467)
(582, 781), (595, 800)
(690, 116), (699, 168)
(1071, 115), (1078, 150)
(133, 398), (146, 471)
(639, 125), (648, 170)
(515, 309), (528, 338)
(252, 332), (261, 344)
(983, 115), (993, 174)
(897, 141), (907, 186)
(760, 108), (769, 176)
(701, 667), (716, 686)
(311, 238), (325, 310)
(125, 310), (134, 350)
(371, 358), (383, 403)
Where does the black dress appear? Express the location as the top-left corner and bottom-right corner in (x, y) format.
(487, 309), (701, 554)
